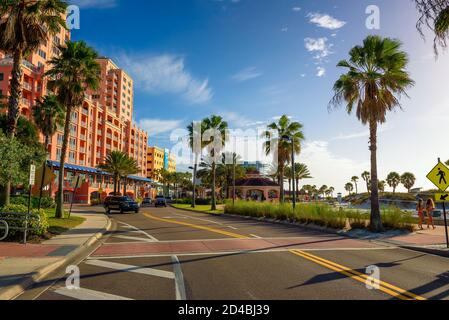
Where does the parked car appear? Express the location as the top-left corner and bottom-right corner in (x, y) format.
(154, 196), (167, 208)
(104, 196), (140, 214)
(165, 197), (173, 204)
(141, 198), (152, 207)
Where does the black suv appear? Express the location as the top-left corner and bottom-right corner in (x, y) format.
(104, 196), (140, 214)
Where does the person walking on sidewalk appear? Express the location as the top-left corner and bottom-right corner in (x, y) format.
(416, 198), (425, 230)
(426, 198), (436, 230)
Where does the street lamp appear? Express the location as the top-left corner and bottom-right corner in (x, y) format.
(282, 135), (296, 209)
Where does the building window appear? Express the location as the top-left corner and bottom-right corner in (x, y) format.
(0, 73), (3, 81)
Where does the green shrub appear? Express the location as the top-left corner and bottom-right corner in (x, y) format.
(0, 204), (49, 237)
(10, 196), (55, 209)
(381, 207), (415, 232)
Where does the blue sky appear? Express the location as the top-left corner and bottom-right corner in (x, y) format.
(70, 0), (449, 193)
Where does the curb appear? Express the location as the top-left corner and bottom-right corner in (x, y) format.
(0, 215), (112, 300)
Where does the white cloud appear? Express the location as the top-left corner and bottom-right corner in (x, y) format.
(281, 27), (288, 32)
(119, 54), (213, 105)
(304, 37), (333, 61)
(316, 66), (326, 77)
(292, 7), (301, 12)
(137, 118), (183, 136)
(70, 0), (117, 8)
(308, 13), (346, 30)
(232, 67), (263, 82)
(301, 141), (369, 193)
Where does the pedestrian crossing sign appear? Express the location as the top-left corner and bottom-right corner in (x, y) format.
(435, 193), (449, 202)
(427, 161), (449, 192)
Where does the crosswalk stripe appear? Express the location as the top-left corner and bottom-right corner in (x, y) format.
(113, 235), (156, 242)
(54, 287), (133, 300)
(85, 259), (175, 280)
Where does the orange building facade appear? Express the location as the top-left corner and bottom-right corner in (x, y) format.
(0, 31), (151, 203)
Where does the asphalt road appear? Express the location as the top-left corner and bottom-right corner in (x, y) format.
(17, 205), (449, 300)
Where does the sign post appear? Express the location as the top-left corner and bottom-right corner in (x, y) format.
(427, 159), (449, 249)
(69, 175), (81, 219)
(24, 164), (36, 244)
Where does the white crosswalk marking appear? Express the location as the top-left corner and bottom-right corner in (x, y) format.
(85, 259), (175, 280)
(113, 235), (156, 242)
(54, 287), (133, 300)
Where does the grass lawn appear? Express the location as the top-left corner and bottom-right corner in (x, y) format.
(44, 209), (86, 235)
(172, 204), (224, 215)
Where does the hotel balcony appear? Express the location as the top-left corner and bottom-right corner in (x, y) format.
(22, 82), (32, 91)
(80, 134), (87, 141)
(21, 98), (31, 107)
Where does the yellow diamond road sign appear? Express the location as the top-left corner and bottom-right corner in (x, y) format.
(427, 162), (449, 192)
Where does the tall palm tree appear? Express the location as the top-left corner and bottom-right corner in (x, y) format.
(378, 180), (386, 194)
(0, 0), (67, 138)
(263, 115), (305, 203)
(361, 171), (371, 194)
(33, 95), (65, 152)
(328, 186), (335, 198)
(284, 166), (293, 196)
(46, 41), (100, 218)
(386, 172), (401, 194)
(293, 163), (312, 198)
(187, 120), (208, 207)
(415, 0), (449, 54)
(330, 36), (414, 232)
(201, 115), (228, 211)
(219, 152), (244, 199)
(319, 185), (328, 198)
(97, 151), (139, 195)
(0, 0), (67, 206)
(401, 172), (416, 193)
(351, 176), (359, 194)
(345, 183), (354, 195)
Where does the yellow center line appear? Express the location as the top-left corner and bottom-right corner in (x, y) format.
(143, 210), (425, 300)
(143, 212), (248, 239)
(292, 249), (426, 301)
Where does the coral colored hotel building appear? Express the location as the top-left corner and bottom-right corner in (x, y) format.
(0, 28), (153, 203)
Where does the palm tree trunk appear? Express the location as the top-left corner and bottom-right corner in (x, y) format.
(369, 120), (383, 232)
(279, 165), (285, 203)
(123, 178), (127, 197)
(55, 105), (73, 219)
(113, 175), (118, 194)
(296, 179), (299, 199)
(211, 162), (217, 211)
(7, 50), (23, 138)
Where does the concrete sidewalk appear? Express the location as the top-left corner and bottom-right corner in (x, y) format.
(0, 207), (111, 300)
(380, 225), (449, 255)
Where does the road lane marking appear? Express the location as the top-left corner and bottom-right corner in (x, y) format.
(54, 287), (133, 300)
(250, 234), (262, 239)
(171, 255), (187, 300)
(85, 259), (175, 280)
(290, 250), (426, 301)
(173, 213), (224, 226)
(144, 210), (422, 301)
(113, 235), (157, 242)
(117, 221), (159, 242)
(228, 226), (238, 230)
(87, 247), (397, 260)
(144, 212), (248, 239)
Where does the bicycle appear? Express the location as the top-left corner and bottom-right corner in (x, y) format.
(0, 218), (9, 241)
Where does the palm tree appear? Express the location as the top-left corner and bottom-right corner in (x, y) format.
(386, 172), (401, 194)
(361, 171), (371, 194)
(378, 180), (386, 194)
(263, 115), (305, 203)
(293, 163), (312, 198)
(401, 172), (416, 193)
(32, 95), (65, 152)
(330, 35), (414, 232)
(219, 152), (244, 199)
(187, 120), (208, 207)
(46, 41), (100, 218)
(0, 0), (67, 206)
(201, 115), (228, 211)
(284, 166), (293, 197)
(415, 0), (449, 54)
(351, 176), (359, 194)
(345, 183), (354, 195)
(0, 0), (67, 138)
(98, 151), (139, 195)
(319, 185), (328, 198)
(328, 186), (335, 198)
